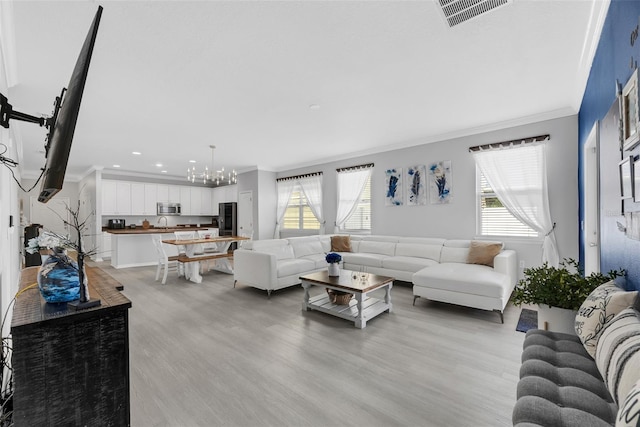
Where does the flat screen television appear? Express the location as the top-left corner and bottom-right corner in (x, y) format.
(38, 6), (103, 203)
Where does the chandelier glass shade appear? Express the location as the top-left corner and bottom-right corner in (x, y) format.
(187, 145), (237, 186)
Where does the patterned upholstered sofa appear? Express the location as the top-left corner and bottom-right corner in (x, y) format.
(512, 282), (640, 427)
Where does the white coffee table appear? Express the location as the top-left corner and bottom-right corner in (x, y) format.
(300, 269), (393, 328)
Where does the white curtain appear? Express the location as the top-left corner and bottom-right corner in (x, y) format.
(472, 143), (559, 267)
(335, 167), (372, 233)
(274, 179), (296, 238)
(299, 174), (325, 235)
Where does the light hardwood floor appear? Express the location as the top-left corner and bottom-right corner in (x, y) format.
(94, 261), (526, 427)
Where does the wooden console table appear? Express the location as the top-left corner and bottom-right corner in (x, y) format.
(11, 266), (132, 426)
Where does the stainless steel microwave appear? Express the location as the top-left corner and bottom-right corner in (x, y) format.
(157, 202), (181, 216)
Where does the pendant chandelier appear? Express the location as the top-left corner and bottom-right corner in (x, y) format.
(186, 145), (237, 186)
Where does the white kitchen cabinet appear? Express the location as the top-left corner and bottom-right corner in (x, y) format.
(211, 187), (222, 215)
(190, 187), (203, 216)
(130, 183), (156, 216)
(102, 232), (112, 259)
(169, 185), (181, 203)
(102, 180), (131, 215)
(201, 188), (213, 215)
(130, 183), (145, 215)
(180, 186), (191, 216)
(144, 184), (157, 215)
(156, 184), (169, 202)
(102, 180), (117, 215)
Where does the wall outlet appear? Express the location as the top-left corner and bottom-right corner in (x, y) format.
(519, 260), (525, 269)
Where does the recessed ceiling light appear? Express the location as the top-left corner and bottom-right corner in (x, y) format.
(132, 151), (142, 155)
(161, 170), (167, 173)
(189, 160), (196, 163)
(113, 164), (120, 168)
(309, 104), (320, 110)
(155, 163), (163, 167)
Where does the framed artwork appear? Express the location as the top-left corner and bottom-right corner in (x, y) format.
(406, 165), (427, 206)
(619, 156), (634, 200)
(635, 158), (640, 203)
(385, 168), (403, 206)
(429, 160), (452, 204)
(621, 69), (640, 151)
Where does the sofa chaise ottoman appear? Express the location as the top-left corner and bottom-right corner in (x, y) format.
(412, 239), (517, 323)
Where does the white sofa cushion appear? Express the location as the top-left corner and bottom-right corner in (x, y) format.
(395, 243), (442, 261)
(382, 256), (438, 272)
(258, 244), (295, 261)
(277, 258), (316, 277)
(319, 235), (332, 252)
(358, 241), (396, 256)
(440, 240), (471, 263)
(246, 238), (288, 251)
(299, 254), (329, 269)
(289, 237), (325, 258)
(413, 263), (511, 299)
(397, 237), (446, 245)
(341, 252), (388, 268)
(360, 235), (400, 243)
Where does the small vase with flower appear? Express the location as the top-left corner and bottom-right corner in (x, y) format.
(325, 252), (342, 277)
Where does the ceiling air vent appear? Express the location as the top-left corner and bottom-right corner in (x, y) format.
(437, 0), (512, 28)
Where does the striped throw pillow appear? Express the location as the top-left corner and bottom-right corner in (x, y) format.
(575, 281), (638, 358)
(617, 377), (640, 426)
(595, 308), (640, 405)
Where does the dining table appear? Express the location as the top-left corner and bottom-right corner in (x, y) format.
(161, 235), (249, 283)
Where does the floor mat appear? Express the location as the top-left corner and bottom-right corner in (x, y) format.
(516, 308), (538, 333)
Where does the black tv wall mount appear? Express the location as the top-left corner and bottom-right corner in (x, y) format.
(0, 92), (47, 129)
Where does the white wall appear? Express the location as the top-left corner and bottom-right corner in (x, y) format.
(0, 126), (21, 338)
(0, 23), (21, 336)
(237, 169), (277, 240)
(276, 115), (579, 277)
(257, 169), (277, 240)
(79, 171), (98, 258)
(19, 179), (79, 226)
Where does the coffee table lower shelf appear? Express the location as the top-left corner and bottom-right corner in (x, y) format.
(306, 293), (390, 327)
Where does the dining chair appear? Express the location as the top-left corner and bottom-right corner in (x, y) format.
(195, 229), (223, 272)
(175, 230), (208, 274)
(174, 230), (198, 254)
(197, 229), (221, 253)
(151, 234), (181, 284)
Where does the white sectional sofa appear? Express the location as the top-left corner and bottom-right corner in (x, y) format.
(233, 235), (518, 322)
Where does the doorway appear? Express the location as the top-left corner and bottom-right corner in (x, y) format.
(30, 196), (71, 237)
(238, 191), (253, 241)
(583, 122), (600, 275)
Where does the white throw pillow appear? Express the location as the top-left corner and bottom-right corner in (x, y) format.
(575, 281), (638, 358)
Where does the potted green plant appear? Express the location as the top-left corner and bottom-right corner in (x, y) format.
(512, 259), (624, 334)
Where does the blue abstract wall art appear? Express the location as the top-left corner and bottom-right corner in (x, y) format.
(429, 160), (452, 204)
(407, 165), (427, 206)
(385, 168), (403, 206)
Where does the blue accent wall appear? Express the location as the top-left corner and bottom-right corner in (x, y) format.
(579, 0), (640, 290)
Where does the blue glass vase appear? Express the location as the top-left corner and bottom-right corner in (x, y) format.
(37, 247), (81, 303)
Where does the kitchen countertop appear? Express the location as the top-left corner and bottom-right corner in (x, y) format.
(103, 226), (216, 234)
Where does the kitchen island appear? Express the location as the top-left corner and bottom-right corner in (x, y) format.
(105, 226), (218, 269)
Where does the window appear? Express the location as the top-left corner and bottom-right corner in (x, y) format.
(342, 174), (371, 231)
(283, 185), (320, 230)
(478, 170), (538, 237)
